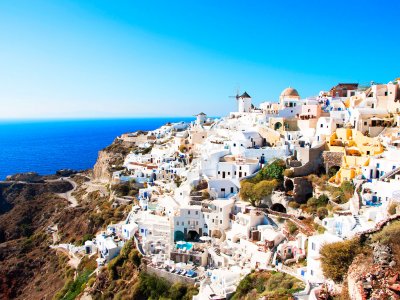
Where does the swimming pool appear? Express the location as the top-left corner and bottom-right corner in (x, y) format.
(176, 242), (193, 251)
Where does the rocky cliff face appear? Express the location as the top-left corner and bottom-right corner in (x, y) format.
(93, 150), (114, 182)
(93, 138), (135, 182)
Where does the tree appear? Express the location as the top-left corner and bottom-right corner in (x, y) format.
(254, 180), (278, 205)
(240, 181), (257, 206)
(240, 179), (278, 206)
(320, 238), (362, 283)
(261, 159), (286, 181)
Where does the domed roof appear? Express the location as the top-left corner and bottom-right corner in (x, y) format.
(280, 87), (299, 98)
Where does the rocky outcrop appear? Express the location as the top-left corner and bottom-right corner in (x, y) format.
(93, 138), (135, 182)
(5, 172), (43, 183)
(93, 150), (115, 182)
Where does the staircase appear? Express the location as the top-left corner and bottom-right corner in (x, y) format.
(354, 215), (361, 227)
(379, 166), (400, 181)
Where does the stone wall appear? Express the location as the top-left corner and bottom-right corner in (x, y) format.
(322, 151), (344, 172)
(284, 177), (313, 203)
(291, 143), (326, 177)
(144, 265), (196, 285)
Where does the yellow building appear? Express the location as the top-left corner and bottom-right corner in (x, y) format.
(327, 128), (383, 184)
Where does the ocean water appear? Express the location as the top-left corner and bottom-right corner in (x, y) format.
(0, 118), (194, 180)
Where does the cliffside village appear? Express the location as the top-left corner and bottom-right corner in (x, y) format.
(68, 80), (400, 299)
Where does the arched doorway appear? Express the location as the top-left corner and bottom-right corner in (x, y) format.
(274, 122), (282, 131)
(271, 203), (287, 213)
(284, 179), (294, 193)
(187, 230), (199, 241)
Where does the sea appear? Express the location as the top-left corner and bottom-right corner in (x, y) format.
(0, 117), (194, 180)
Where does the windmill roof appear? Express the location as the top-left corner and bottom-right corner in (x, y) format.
(240, 91), (251, 98)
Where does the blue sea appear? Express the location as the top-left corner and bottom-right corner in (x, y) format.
(0, 118), (194, 180)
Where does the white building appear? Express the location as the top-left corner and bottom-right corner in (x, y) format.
(306, 233), (342, 283)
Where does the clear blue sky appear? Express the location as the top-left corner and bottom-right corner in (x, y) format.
(1, 0), (399, 119)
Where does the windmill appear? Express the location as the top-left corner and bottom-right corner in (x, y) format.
(229, 86), (241, 101)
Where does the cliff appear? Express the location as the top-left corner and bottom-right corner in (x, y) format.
(0, 173), (118, 299)
(93, 138), (136, 182)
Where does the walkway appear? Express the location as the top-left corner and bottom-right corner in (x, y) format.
(53, 177), (78, 207)
(256, 208), (315, 236)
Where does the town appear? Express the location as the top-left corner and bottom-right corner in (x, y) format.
(56, 80), (400, 299)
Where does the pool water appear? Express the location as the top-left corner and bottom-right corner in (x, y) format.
(176, 242), (193, 251)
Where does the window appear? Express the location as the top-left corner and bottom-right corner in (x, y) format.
(176, 221), (179, 225)
(364, 121), (367, 126)
(188, 220), (190, 225)
(311, 242), (316, 251)
(308, 109), (310, 112)
(196, 211), (199, 215)
(233, 143), (236, 147)
(196, 221), (198, 225)
(220, 208), (222, 212)
(218, 171), (220, 174)
(182, 222), (184, 226)
(220, 220), (222, 224)
(188, 211), (190, 215)
(311, 270), (314, 276)
(320, 124), (323, 128)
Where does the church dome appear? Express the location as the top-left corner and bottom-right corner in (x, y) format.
(280, 87), (299, 98)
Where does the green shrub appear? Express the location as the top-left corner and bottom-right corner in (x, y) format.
(286, 221), (298, 235)
(232, 271), (304, 300)
(288, 201), (300, 209)
(388, 203), (398, 215)
(320, 238), (363, 283)
(283, 169), (294, 178)
(371, 220), (400, 245)
(317, 207), (328, 220)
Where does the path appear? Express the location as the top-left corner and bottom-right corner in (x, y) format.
(52, 246), (82, 269)
(54, 177), (78, 207)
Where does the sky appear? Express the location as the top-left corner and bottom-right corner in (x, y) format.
(1, 0), (400, 119)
